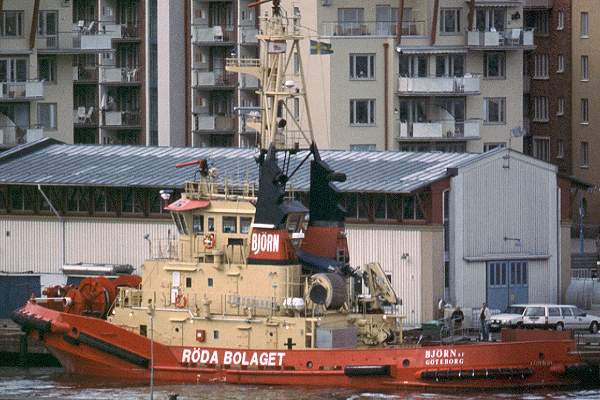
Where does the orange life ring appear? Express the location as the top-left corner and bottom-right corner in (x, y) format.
(175, 293), (188, 309)
(203, 233), (215, 249)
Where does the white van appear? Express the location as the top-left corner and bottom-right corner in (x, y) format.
(521, 304), (600, 333)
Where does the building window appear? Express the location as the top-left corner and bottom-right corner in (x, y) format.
(534, 54), (549, 79)
(0, 11), (24, 37)
(533, 96), (549, 122)
(581, 98), (589, 124)
(186, 277), (192, 288)
(399, 55), (428, 77)
(337, 8), (364, 35)
(293, 52), (299, 75)
(350, 144), (376, 151)
(484, 52), (505, 78)
(38, 11), (57, 37)
(0, 58), (28, 82)
(581, 12), (589, 37)
(581, 55), (589, 81)
(37, 103), (57, 130)
(484, 98), (506, 124)
(293, 97), (300, 120)
(557, 139), (564, 159)
(349, 54), (375, 80)
(533, 137), (550, 161)
(557, 10), (565, 30)
(483, 142), (506, 152)
(557, 97), (565, 116)
(435, 54), (464, 77)
(208, 278), (213, 287)
(349, 99), (375, 125)
(39, 56), (56, 83)
(440, 8), (461, 34)
(557, 54), (564, 73)
(581, 142), (589, 167)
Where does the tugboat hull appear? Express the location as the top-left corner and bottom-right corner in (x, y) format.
(14, 302), (585, 390)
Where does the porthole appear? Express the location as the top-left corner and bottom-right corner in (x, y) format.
(402, 359), (410, 368)
(306, 361), (313, 369)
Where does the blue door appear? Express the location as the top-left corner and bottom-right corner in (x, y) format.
(487, 261), (528, 312)
(0, 275), (41, 318)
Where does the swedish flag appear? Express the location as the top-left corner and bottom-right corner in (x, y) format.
(310, 40), (333, 55)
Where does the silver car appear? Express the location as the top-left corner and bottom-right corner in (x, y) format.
(521, 304), (600, 333)
(490, 305), (527, 331)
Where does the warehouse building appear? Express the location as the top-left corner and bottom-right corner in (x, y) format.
(0, 139), (574, 324)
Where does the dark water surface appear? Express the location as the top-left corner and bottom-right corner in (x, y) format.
(0, 368), (599, 400)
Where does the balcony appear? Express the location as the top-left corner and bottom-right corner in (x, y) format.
(36, 31), (113, 53)
(73, 65), (99, 82)
(523, 0), (554, 9)
(466, 29), (535, 49)
(321, 21), (426, 37)
(0, 81), (44, 101)
(192, 70), (236, 88)
(0, 126), (43, 147)
(240, 25), (258, 44)
(99, 66), (141, 84)
(240, 74), (259, 89)
(193, 114), (235, 131)
(398, 120), (481, 140)
(73, 107), (98, 126)
(192, 25), (235, 44)
(102, 110), (140, 128)
(398, 75), (480, 96)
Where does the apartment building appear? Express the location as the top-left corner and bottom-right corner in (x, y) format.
(572, 1), (600, 227)
(523, 0), (572, 175)
(157, 0), (259, 148)
(0, 0), (154, 148)
(283, 0), (532, 152)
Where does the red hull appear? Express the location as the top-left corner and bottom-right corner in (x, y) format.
(14, 302), (585, 390)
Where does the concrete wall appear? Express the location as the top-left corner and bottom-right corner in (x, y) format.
(157, 0), (186, 147)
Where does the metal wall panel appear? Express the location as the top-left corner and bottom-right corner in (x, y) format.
(0, 275), (40, 318)
(0, 216), (173, 274)
(346, 224), (423, 326)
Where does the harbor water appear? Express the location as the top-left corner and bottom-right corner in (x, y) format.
(0, 368), (599, 400)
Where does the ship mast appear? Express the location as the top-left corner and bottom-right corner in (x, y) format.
(226, 0), (313, 150)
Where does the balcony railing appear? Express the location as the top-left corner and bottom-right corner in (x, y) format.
(240, 25), (259, 44)
(73, 107), (98, 125)
(102, 110), (140, 127)
(398, 75), (480, 95)
(193, 114), (235, 131)
(192, 70), (237, 87)
(466, 29), (535, 49)
(523, 0), (554, 9)
(73, 65), (99, 82)
(321, 20), (426, 37)
(36, 31), (114, 52)
(99, 66), (141, 83)
(0, 81), (44, 101)
(192, 24), (235, 43)
(0, 126), (43, 146)
(398, 120), (481, 139)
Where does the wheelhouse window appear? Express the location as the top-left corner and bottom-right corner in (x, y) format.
(240, 217), (252, 234)
(172, 213), (189, 235)
(222, 216), (237, 233)
(192, 214), (204, 234)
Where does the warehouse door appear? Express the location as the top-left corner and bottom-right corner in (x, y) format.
(0, 275), (41, 318)
(487, 261), (528, 312)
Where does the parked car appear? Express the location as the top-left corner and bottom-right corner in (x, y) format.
(489, 305), (527, 332)
(521, 304), (600, 333)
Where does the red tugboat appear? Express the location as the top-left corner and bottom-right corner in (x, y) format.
(12, 0), (585, 390)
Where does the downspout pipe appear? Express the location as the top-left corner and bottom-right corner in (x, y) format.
(37, 185), (65, 266)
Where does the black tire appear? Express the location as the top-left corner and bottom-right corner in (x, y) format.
(590, 321), (599, 334)
(516, 322), (524, 329)
(555, 322), (564, 331)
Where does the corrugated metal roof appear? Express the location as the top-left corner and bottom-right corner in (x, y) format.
(0, 139), (485, 193)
